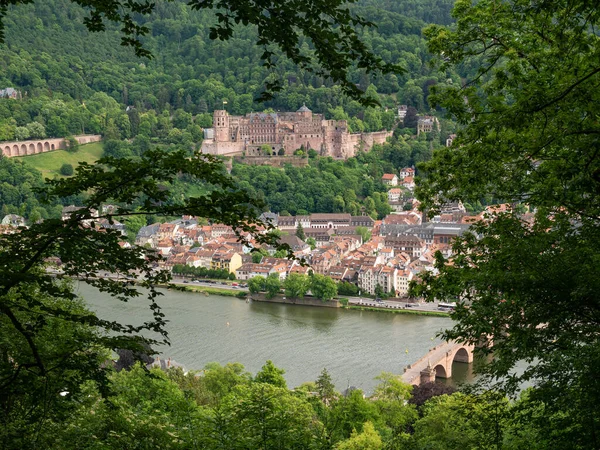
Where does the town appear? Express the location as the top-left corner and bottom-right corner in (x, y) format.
(2, 168), (502, 302)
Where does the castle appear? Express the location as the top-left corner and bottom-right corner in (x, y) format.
(200, 105), (391, 158)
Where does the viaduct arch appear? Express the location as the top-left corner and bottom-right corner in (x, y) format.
(0, 135), (101, 158)
(401, 341), (475, 386)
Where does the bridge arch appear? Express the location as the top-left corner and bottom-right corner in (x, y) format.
(50, 143), (55, 150)
(36, 142), (42, 153)
(4, 145), (10, 156)
(434, 364), (448, 378)
(452, 347), (473, 364)
(12, 145), (18, 156)
(28, 143), (35, 155)
(20, 144), (26, 155)
(43, 141), (50, 151)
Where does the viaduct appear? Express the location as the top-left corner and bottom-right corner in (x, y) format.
(401, 341), (475, 386)
(0, 134), (101, 158)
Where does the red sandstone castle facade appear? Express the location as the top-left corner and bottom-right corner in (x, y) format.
(201, 105), (391, 159)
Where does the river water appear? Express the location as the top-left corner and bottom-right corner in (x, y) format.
(77, 283), (463, 393)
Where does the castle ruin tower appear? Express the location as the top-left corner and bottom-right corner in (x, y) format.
(214, 110), (230, 142)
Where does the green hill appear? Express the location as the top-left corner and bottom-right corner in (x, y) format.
(17, 142), (104, 179)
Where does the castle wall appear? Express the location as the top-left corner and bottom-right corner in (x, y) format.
(201, 140), (244, 156)
(1, 134), (102, 158)
(233, 155), (309, 168)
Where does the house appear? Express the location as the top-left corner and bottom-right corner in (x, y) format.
(381, 173), (398, 186)
(304, 228), (334, 246)
(61, 205), (98, 225)
(1, 214), (25, 227)
(350, 216), (375, 228)
(309, 213), (351, 229)
(357, 266), (378, 295)
(397, 105), (408, 120)
(400, 176), (415, 190)
(136, 223), (160, 247)
(211, 223), (235, 237)
(396, 270), (414, 296)
(384, 235), (426, 258)
(97, 218), (126, 236)
(387, 188), (403, 203)
(0, 88), (21, 99)
(276, 235), (310, 255)
(399, 167), (415, 179)
(236, 263), (272, 280)
(379, 247), (394, 260)
(157, 223), (179, 240)
(211, 251), (242, 273)
(156, 239), (175, 256)
(417, 116), (440, 135)
(446, 134), (456, 147)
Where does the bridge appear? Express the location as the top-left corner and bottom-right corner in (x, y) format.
(401, 341), (474, 386)
(1, 134), (101, 157)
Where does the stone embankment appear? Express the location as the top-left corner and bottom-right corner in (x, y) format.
(250, 293), (341, 308)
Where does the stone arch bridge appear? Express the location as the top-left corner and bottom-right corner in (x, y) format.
(401, 341), (475, 386)
(1, 134), (101, 157)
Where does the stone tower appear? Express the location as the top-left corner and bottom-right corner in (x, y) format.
(214, 110), (230, 142)
(420, 360), (436, 385)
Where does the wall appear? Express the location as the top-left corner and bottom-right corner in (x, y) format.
(251, 293), (341, 308)
(1, 134), (102, 158)
(233, 155), (309, 168)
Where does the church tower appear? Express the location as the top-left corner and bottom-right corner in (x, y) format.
(214, 110), (230, 142)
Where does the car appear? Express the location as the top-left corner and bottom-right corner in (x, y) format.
(183, 280), (189, 283)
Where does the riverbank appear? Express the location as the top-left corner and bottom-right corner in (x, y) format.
(346, 305), (449, 317)
(250, 293), (340, 308)
(172, 284), (247, 298)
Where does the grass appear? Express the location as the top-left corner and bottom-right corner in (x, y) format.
(17, 142), (104, 179)
(180, 285), (248, 297)
(346, 305), (450, 317)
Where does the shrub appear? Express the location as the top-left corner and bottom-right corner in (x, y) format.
(60, 163), (74, 176)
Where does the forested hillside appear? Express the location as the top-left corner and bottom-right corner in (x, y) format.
(0, 0), (459, 117)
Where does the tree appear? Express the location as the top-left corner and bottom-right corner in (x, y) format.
(248, 276), (266, 294)
(254, 360), (286, 388)
(264, 273), (281, 299)
(59, 163), (74, 176)
(0, 148), (283, 441)
(295, 222), (306, 241)
(414, 0), (600, 443)
(260, 144), (272, 156)
(412, 392), (508, 450)
(14, 126), (29, 141)
(1, 1), (398, 105)
(283, 273), (309, 299)
(26, 121), (46, 139)
(65, 135), (79, 152)
(334, 421), (382, 450)
(306, 237), (317, 250)
(251, 247), (268, 263)
(316, 368), (336, 405)
(338, 281), (359, 296)
(310, 273), (338, 302)
(355, 226), (371, 243)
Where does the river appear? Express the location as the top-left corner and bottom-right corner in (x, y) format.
(77, 282), (466, 393)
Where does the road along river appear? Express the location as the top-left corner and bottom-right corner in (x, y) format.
(77, 282), (474, 393)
